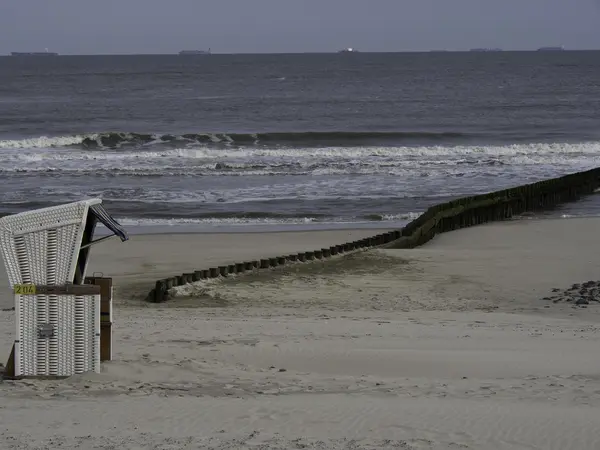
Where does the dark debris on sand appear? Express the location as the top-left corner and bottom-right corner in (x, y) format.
(541, 281), (600, 307)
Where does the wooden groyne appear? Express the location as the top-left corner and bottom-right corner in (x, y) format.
(146, 168), (600, 302)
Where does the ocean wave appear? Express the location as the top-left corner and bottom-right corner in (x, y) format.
(0, 130), (473, 150)
(2, 139), (599, 161)
(361, 212), (423, 221)
(0, 135), (96, 149)
(0, 164), (503, 178)
(110, 211), (423, 227)
(0, 142), (597, 177)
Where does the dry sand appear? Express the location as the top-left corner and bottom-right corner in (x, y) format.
(1, 220), (600, 449)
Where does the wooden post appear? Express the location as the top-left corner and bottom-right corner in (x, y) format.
(85, 276), (113, 362)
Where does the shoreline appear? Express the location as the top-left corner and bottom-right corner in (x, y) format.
(94, 220), (408, 236)
(94, 210), (598, 237)
(1, 214), (597, 307)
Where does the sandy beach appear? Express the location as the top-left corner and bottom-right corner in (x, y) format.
(2, 219), (600, 449)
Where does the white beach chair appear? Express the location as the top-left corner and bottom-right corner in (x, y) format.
(0, 199), (128, 377)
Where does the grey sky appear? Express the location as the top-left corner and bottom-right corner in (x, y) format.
(1, 0), (599, 54)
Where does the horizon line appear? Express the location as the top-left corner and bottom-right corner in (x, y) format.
(4, 49), (600, 56)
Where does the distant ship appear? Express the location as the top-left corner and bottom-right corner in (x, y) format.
(469, 48), (502, 52)
(338, 47), (359, 53)
(179, 49), (211, 55)
(10, 48), (58, 56)
(537, 46), (565, 51)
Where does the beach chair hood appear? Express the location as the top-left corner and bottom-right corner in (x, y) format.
(0, 198), (128, 287)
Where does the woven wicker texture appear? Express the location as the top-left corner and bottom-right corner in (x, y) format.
(0, 199), (101, 287)
(14, 293), (100, 377)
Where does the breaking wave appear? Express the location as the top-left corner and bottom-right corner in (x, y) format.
(1, 140), (598, 178)
(0, 130), (473, 150)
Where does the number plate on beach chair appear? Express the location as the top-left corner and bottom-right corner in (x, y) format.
(14, 284), (36, 295)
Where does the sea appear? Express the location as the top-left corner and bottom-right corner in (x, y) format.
(1, 51), (600, 233)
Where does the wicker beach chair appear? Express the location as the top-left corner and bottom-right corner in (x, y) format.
(0, 199), (128, 377)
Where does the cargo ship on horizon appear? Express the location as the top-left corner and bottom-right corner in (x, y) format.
(10, 48), (58, 56)
(469, 48), (502, 52)
(178, 49), (211, 55)
(537, 46), (565, 51)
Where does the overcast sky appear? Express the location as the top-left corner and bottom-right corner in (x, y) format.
(1, 0), (599, 54)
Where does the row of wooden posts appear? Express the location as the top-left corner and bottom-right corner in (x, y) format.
(146, 167), (600, 303)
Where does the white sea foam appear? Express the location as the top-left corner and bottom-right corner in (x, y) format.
(0, 134), (98, 149)
(111, 212), (422, 228)
(1, 142), (600, 177)
(115, 217), (320, 226)
(2, 134), (600, 157)
(2, 136), (600, 226)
